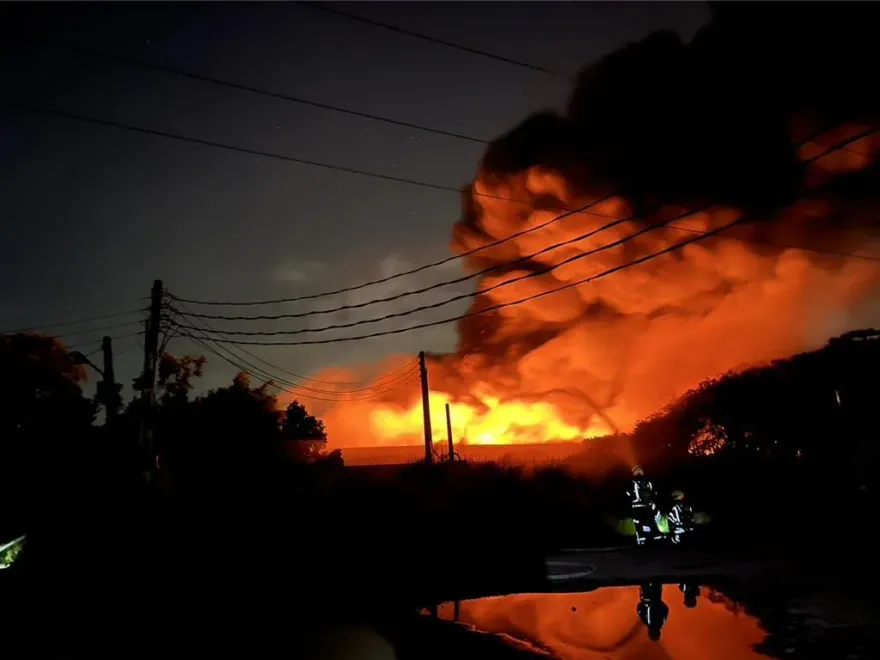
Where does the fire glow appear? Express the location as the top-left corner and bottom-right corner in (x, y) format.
(370, 390), (612, 447)
(306, 129), (879, 451)
(286, 14), (880, 452)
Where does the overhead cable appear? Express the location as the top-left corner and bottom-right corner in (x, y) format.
(17, 105), (874, 318)
(168, 297), (421, 388)
(1, 307), (145, 335)
(168, 304), (421, 397)
(55, 319), (146, 341)
(299, 2), (573, 80)
(73, 48), (488, 144)
(182, 327), (420, 402)
(172, 195), (614, 307)
(170, 125), (879, 337)
(6, 103), (549, 207)
(64, 329), (146, 351)
(174, 128), (878, 346)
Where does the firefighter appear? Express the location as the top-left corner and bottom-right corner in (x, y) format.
(637, 582), (669, 641)
(667, 490), (694, 545)
(628, 466), (659, 546)
(628, 466), (656, 510)
(679, 582), (701, 608)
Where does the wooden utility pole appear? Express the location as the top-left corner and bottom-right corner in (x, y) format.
(101, 335), (119, 425)
(139, 279), (164, 481)
(445, 402), (455, 462)
(418, 351), (434, 464)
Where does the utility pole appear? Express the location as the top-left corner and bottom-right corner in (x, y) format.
(445, 402), (455, 463)
(139, 279), (163, 482)
(101, 335), (119, 426)
(418, 351), (434, 464)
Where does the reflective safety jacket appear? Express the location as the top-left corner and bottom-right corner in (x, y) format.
(668, 503), (694, 531)
(627, 477), (656, 510)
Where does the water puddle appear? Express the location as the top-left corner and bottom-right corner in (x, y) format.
(433, 584), (769, 659)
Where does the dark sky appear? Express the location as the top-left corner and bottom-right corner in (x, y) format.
(0, 2), (710, 395)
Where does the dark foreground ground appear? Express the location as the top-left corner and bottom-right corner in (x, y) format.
(1, 453), (876, 658)
(3, 506), (878, 660)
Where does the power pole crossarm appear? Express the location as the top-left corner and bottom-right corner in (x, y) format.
(418, 351), (434, 464)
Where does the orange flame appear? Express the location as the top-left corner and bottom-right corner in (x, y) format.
(370, 390), (611, 447)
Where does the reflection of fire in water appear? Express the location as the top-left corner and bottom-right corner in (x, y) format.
(436, 586), (766, 660)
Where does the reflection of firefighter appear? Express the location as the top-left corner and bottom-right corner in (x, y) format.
(679, 582), (700, 608)
(637, 582), (669, 641)
(667, 491), (694, 544)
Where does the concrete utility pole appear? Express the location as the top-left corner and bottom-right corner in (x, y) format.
(445, 402), (455, 462)
(139, 279), (163, 482)
(418, 351), (434, 464)
(101, 335), (119, 425)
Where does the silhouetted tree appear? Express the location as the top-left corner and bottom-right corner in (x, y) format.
(632, 330), (880, 485)
(156, 353), (206, 405)
(0, 333), (97, 536)
(0, 333), (95, 442)
(164, 372), (286, 494)
(281, 400), (327, 462)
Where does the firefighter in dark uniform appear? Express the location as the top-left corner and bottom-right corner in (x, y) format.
(628, 466), (659, 546)
(667, 490), (694, 545)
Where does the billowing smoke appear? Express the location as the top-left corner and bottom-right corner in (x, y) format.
(316, 5), (880, 450)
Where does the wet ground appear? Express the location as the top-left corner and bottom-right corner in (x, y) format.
(418, 580), (879, 660)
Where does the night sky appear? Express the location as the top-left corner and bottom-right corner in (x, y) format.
(0, 2), (711, 396)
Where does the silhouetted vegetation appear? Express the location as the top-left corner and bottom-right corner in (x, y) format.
(2, 329), (878, 656)
(632, 330), (879, 475)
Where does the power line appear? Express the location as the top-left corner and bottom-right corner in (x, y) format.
(170, 197), (633, 321)
(55, 320), (146, 341)
(174, 200), (880, 335)
(193, 338), (419, 402)
(163, 210), (794, 347)
(172, 121), (877, 311)
(168, 303), (422, 397)
(181, 318), (420, 401)
(6, 103), (522, 201)
(171, 203), (702, 336)
(167, 126), (880, 336)
(1, 307), (145, 335)
(65, 329), (145, 351)
(173, 195), (613, 307)
(168, 297), (421, 389)
(10, 101), (609, 242)
(175, 131), (879, 347)
(666, 225), (880, 262)
(73, 48), (488, 145)
(299, 2), (573, 80)
(17, 103), (872, 319)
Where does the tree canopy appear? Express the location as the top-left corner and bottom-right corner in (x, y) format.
(0, 333), (95, 442)
(631, 331), (880, 480)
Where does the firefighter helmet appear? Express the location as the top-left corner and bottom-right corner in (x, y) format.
(632, 465), (645, 477)
(671, 490), (685, 501)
